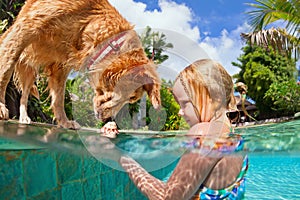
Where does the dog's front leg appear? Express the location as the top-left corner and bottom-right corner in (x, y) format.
(48, 65), (80, 130)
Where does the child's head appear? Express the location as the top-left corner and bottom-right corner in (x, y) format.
(173, 59), (236, 126)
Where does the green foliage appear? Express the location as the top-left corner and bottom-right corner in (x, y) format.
(147, 106), (167, 131)
(233, 44), (298, 118)
(146, 79), (182, 130)
(244, 0), (300, 60)
(32, 76), (53, 123)
(139, 26), (182, 130)
(140, 26), (174, 64)
(265, 80), (300, 115)
(0, 0), (24, 33)
(246, 0), (300, 37)
(33, 74), (94, 126)
(66, 73), (102, 128)
(114, 104), (137, 130)
(0, 19), (8, 34)
(109, 26), (176, 130)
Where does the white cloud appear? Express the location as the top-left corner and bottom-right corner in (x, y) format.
(108, 0), (252, 75)
(200, 23), (251, 75)
(109, 0), (200, 41)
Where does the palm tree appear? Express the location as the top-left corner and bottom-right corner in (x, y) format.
(242, 0), (300, 60)
(140, 26), (174, 64)
(135, 26), (173, 129)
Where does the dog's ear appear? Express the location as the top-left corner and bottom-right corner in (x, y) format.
(139, 66), (161, 110)
(144, 82), (161, 110)
(118, 65), (161, 109)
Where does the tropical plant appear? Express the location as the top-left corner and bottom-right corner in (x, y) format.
(146, 79), (182, 131)
(265, 80), (300, 115)
(242, 0), (300, 60)
(65, 73), (106, 128)
(140, 26), (174, 64)
(139, 27), (183, 130)
(233, 44), (298, 118)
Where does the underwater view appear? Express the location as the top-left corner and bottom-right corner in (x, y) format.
(0, 119), (299, 200)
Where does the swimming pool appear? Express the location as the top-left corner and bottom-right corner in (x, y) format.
(0, 119), (299, 199)
(235, 120), (300, 199)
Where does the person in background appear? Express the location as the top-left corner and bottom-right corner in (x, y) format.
(119, 59), (248, 200)
(235, 82), (256, 123)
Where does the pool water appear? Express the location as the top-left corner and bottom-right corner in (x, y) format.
(246, 153), (300, 199)
(234, 120), (300, 199)
(0, 119), (299, 199)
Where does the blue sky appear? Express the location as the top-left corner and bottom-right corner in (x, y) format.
(133, 0), (257, 37)
(109, 0), (259, 77)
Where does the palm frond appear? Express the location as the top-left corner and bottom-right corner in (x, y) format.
(246, 0), (300, 38)
(241, 28), (300, 60)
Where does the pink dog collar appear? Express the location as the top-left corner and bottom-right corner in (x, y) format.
(87, 32), (127, 70)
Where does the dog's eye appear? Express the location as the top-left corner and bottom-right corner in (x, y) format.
(106, 95), (112, 101)
(96, 89), (104, 95)
(129, 94), (139, 103)
(130, 96), (137, 101)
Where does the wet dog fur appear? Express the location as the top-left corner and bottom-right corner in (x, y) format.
(0, 0), (161, 129)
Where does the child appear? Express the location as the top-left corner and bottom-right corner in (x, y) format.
(119, 59), (248, 200)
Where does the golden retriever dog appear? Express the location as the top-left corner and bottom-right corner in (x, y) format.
(0, 0), (161, 129)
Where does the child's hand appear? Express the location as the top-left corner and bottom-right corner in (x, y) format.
(100, 121), (119, 138)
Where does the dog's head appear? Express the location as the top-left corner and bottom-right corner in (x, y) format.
(85, 31), (161, 122)
(90, 64), (161, 122)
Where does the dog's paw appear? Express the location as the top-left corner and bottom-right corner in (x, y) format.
(19, 115), (31, 124)
(0, 103), (9, 120)
(60, 120), (81, 130)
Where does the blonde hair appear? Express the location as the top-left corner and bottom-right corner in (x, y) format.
(176, 59), (236, 121)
